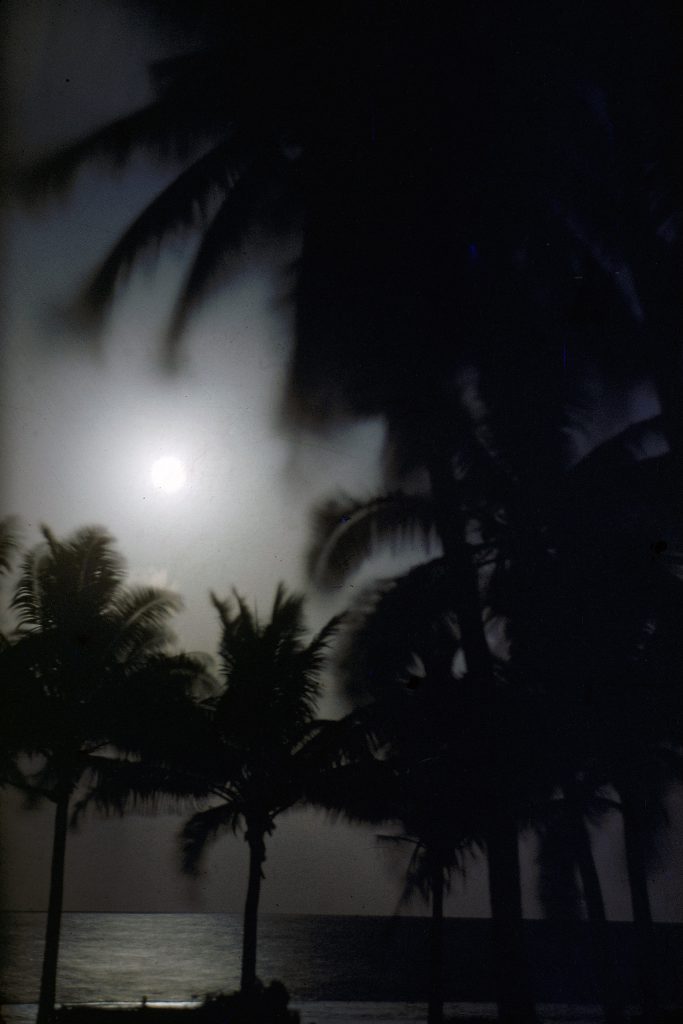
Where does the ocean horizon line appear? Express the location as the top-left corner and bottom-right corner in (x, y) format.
(0, 909), (659, 922)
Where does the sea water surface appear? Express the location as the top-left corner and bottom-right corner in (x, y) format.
(0, 912), (631, 1023)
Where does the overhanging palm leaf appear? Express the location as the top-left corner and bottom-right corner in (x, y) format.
(20, 46), (233, 197)
(0, 516), (20, 576)
(335, 559), (453, 705)
(165, 145), (293, 358)
(75, 137), (246, 329)
(308, 492), (437, 590)
(73, 753), (210, 827)
(377, 832), (468, 909)
(0, 516), (20, 656)
(182, 801), (245, 875)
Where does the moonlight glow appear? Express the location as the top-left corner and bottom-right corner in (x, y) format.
(151, 456), (187, 494)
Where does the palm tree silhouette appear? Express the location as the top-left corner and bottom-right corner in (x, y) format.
(3, 525), (204, 1024)
(18, 4), (676, 461)
(311, 531), (546, 1024)
(315, 732), (478, 1024)
(0, 516), (22, 788)
(309, 484), (538, 1023)
(17, 7), (682, 1020)
(358, 679), (484, 1024)
(503, 415), (683, 1024)
(308, 401), (683, 1024)
(179, 584), (341, 992)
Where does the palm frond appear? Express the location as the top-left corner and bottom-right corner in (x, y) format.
(305, 759), (399, 827)
(307, 612), (345, 662)
(12, 526), (125, 637)
(294, 708), (381, 773)
(212, 585), (332, 704)
(0, 517), (20, 576)
(50, 525), (124, 613)
(274, 611), (343, 724)
(11, 547), (46, 629)
(104, 651), (216, 759)
(210, 591), (233, 632)
(107, 586), (183, 661)
(268, 583), (306, 641)
(307, 492), (437, 590)
(181, 801), (244, 875)
(74, 138), (246, 328)
(211, 589), (260, 680)
(67, 525), (124, 592)
(198, 584), (348, 835)
(73, 753), (211, 826)
(164, 147), (288, 359)
(19, 65), (230, 200)
(336, 558), (453, 704)
(378, 834), (462, 907)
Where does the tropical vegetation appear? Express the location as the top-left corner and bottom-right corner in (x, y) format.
(178, 585), (342, 992)
(308, 399), (683, 1023)
(1, 525), (207, 1024)
(8, 2), (683, 1022)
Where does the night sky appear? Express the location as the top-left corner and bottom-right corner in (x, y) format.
(1, 0), (682, 921)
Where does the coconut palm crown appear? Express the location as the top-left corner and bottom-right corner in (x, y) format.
(2, 524), (206, 1024)
(180, 583), (341, 991)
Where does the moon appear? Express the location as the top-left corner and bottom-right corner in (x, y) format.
(151, 456), (187, 494)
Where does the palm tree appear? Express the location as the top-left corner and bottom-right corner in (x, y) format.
(179, 584), (341, 992)
(17, 8), (682, 1019)
(313, 540), (545, 1024)
(0, 516), (22, 787)
(309, 471), (549, 1024)
(530, 761), (626, 1023)
(15, 5), (675, 481)
(4, 524), (204, 1024)
(315, 734), (478, 1024)
(308, 403), (683, 1024)
(505, 415), (683, 1024)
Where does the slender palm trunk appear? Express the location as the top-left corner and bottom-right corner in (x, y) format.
(37, 792), (70, 1024)
(567, 797), (625, 1024)
(486, 805), (536, 1024)
(428, 864), (444, 1024)
(427, 456), (493, 678)
(618, 782), (658, 1024)
(241, 829), (266, 992)
(427, 455), (537, 1024)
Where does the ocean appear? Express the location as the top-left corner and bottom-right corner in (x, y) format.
(2, 913), (680, 1023)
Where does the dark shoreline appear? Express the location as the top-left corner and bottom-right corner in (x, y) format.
(3, 1003), (683, 1024)
(50, 1006), (683, 1024)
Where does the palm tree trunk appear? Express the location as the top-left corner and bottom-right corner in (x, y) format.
(37, 792), (70, 1024)
(241, 828), (266, 992)
(619, 782), (659, 1024)
(428, 864), (444, 1024)
(486, 805), (537, 1024)
(568, 802), (625, 1024)
(427, 454), (537, 1024)
(426, 455), (493, 679)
